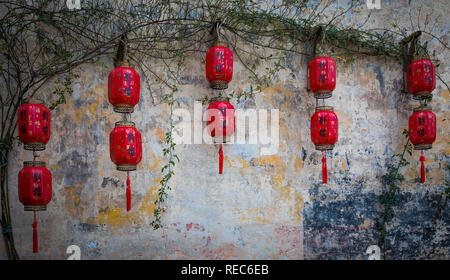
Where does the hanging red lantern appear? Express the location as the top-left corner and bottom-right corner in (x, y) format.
(18, 102), (51, 151)
(311, 106), (338, 184)
(409, 107), (436, 183)
(110, 121), (142, 211)
(205, 46), (233, 90)
(309, 56), (336, 99)
(108, 67), (141, 113)
(407, 59), (436, 100)
(18, 161), (52, 253)
(207, 100), (235, 174)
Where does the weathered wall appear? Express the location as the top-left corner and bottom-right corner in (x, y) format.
(1, 0), (449, 259)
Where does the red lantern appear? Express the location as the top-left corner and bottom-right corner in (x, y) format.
(108, 67), (141, 113)
(110, 121), (142, 211)
(409, 107), (436, 183)
(311, 106), (338, 184)
(18, 102), (51, 151)
(309, 56), (336, 99)
(207, 100), (235, 174)
(407, 59), (436, 100)
(18, 161), (52, 253)
(205, 46), (233, 90)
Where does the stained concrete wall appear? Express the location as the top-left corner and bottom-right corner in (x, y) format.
(1, 0), (449, 259)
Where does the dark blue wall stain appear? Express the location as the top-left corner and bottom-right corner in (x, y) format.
(303, 181), (449, 259)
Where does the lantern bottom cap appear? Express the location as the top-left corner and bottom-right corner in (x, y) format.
(23, 143), (46, 151)
(212, 136), (232, 144)
(113, 104), (135, 113)
(413, 144), (432, 150)
(116, 164), (137, 171)
(23, 161), (46, 167)
(315, 144), (335, 150)
(314, 91), (332, 99)
(411, 92), (432, 100)
(210, 80), (229, 90)
(24, 205), (46, 211)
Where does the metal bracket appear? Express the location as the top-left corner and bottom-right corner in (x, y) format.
(400, 31), (421, 93)
(210, 20), (222, 47)
(306, 26), (323, 91)
(114, 33), (128, 68)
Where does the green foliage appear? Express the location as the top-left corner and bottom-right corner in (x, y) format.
(151, 87), (179, 230)
(49, 72), (79, 110)
(377, 131), (448, 259)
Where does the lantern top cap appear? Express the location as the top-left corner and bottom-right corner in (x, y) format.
(213, 40), (229, 47)
(115, 121), (135, 127)
(22, 98), (44, 105)
(315, 54), (332, 59)
(209, 96), (231, 103)
(23, 161), (46, 167)
(412, 53), (431, 61)
(413, 105), (433, 112)
(113, 66), (135, 70)
(315, 106), (334, 112)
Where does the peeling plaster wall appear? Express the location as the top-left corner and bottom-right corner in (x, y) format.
(2, 0), (449, 259)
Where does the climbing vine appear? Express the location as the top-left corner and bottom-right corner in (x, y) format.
(376, 129), (412, 259)
(377, 128), (449, 259)
(151, 87), (179, 230)
(49, 72), (79, 111)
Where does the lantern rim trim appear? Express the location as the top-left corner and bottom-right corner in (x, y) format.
(22, 98), (44, 105)
(413, 106), (433, 112)
(113, 104), (135, 114)
(315, 106), (334, 112)
(314, 55), (333, 59)
(208, 96), (232, 103)
(411, 92), (433, 100)
(212, 136), (232, 144)
(209, 44), (231, 50)
(116, 164), (137, 171)
(315, 144), (335, 151)
(24, 205), (47, 211)
(314, 92), (332, 99)
(410, 57), (432, 63)
(115, 121), (135, 127)
(210, 80), (229, 90)
(413, 143), (432, 150)
(23, 143), (46, 151)
(23, 161), (46, 167)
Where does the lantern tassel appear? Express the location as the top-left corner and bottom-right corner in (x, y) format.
(322, 150), (328, 184)
(420, 150), (425, 183)
(219, 144), (223, 174)
(126, 169), (131, 211)
(32, 211), (38, 253)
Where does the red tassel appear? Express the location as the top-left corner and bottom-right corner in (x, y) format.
(322, 150), (327, 184)
(32, 211), (38, 253)
(126, 170), (131, 211)
(420, 150), (425, 183)
(219, 144), (223, 174)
